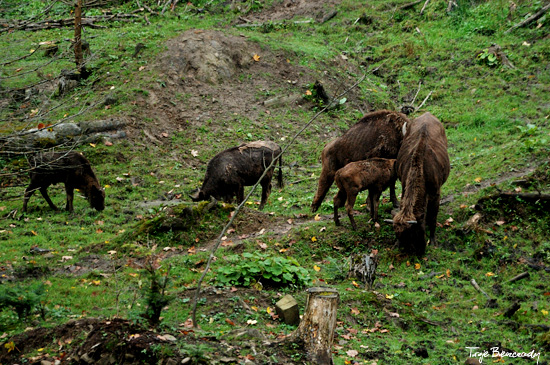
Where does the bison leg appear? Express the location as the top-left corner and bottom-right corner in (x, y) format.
(332, 188), (346, 226)
(426, 193), (441, 245)
(236, 186), (245, 205)
(39, 186), (59, 211)
(23, 183), (39, 212)
(368, 191), (381, 222)
(259, 180), (272, 210)
(389, 183), (399, 208)
(345, 190), (359, 231)
(65, 185), (75, 212)
(311, 170), (335, 212)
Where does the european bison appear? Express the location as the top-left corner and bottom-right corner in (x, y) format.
(191, 141), (283, 210)
(391, 112), (450, 255)
(23, 151), (105, 212)
(311, 110), (410, 212)
(333, 158), (397, 230)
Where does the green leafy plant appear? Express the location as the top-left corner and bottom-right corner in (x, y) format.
(216, 252), (311, 287)
(477, 48), (499, 67)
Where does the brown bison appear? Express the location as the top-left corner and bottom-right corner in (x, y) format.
(391, 112), (450, 255)
(191, 141), (283, 210)
(333, 158), (397, 230)
(23, 151), (105, 212)
(311, 110), (410, 212)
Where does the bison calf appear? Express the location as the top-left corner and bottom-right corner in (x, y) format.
(333, 158), (397, 230)
(191, 141), (283, 210)
(23, 151), (105, 212)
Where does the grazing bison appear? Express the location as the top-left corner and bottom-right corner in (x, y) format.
(391, 112), (450, 255)
(311, 110), (410, 212)
(191, 141), (283, 210)
(23, 151), (105, 212)
(333, 158), (397, 230)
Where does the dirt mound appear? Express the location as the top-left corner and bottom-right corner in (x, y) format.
(161, 30), (258, 84)
(131, 28), (364, 144)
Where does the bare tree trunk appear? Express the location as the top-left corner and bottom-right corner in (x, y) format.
(74, 0), (84, 73)
(294, 287), (339, 364)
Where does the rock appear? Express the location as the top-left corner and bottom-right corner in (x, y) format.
(465, 358), (481, 365)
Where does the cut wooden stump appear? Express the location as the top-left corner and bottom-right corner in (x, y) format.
(275, 294), (300, 326)
(294, 287), (339, 364)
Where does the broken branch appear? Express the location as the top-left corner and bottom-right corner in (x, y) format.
(505, 2), (550, 34)
(420, 0), (431, 14)
(505, 272), (530, 283)
(470, 279), (490, 299)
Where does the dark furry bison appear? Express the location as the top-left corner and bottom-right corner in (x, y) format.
(23, 151), (105, 212)
(311, 110), (410, 212)
(391, 112), (450, 255)
(191, 141), (283, 210)
(333, 158), (397, 230)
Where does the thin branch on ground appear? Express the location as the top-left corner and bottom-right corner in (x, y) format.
(190, 72), (369, 327)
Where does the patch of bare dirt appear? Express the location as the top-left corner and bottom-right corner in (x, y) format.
(128, 28), (365, 144)
(0, 287), (297, 365)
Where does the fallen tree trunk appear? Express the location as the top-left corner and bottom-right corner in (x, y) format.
(293, 287), (339, 364)
(477, 191), (550, 208)
(1, 13), (143, 32)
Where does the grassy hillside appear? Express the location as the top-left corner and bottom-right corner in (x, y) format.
(1, 0), (549, 363)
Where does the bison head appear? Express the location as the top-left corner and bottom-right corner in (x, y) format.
(89, 185), (105, 211)
(394, 221), (426, 256)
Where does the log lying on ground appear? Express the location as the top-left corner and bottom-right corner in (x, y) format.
(292, 287), (339, 364)
(2, 119), (127, 153)
(477, 192), (550, 208)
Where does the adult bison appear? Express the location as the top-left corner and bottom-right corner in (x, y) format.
(191, 141), (283, 210)
(391, 112), (450, 256)
(311, 110), (410, 212)
(23, 151), (105, 212)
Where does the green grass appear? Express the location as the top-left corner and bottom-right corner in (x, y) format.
(1, 0), (550, 363)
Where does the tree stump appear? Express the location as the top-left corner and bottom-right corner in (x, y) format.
(294, 287), (339, 364)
